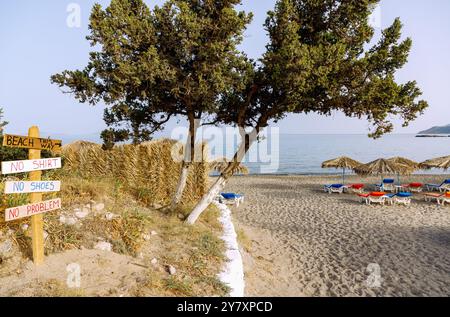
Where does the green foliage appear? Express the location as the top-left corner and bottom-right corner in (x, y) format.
(219, 0), (427, 139)
(51, 0), (252, 149)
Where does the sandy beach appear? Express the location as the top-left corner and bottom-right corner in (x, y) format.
(225, 175), (450, 297)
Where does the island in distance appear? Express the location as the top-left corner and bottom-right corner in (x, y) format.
(417, 124), (450, 137)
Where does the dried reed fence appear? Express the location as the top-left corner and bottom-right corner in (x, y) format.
(61, 140), (210, 206)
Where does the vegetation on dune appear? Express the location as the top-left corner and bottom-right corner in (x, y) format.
(0, 140), (228, 297)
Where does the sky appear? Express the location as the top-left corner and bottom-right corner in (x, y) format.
(0, 0), (449, 138)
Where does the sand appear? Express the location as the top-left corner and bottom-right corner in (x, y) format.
(225, 174), (450, 297)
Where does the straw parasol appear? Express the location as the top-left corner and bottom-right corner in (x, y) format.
(210, 157), (249, 175)
(322, 156), (363, 184)
(354, 158), (415, 181)
(387, 157), (420, 183)
(419, 155), (450, 170)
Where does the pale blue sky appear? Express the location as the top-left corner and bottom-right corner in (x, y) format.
(0, 0), (449, 137)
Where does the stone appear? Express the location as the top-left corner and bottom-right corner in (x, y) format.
(143, 234), (151, 241)
(60, 216), (77, 226)
(94, 242), (112, 252)
(151, 258), (158, 265)
(168, 265), (177, 275)
(177, 213), (185, 220)
(93, 203), (105, 212)
(75, 210), (89, 219)
(150, 231), (158, 236)
(21, 224), (29, 232)
(152, 203), (163, 210)
(105, 212), (118, 221)
(0, 239), (13, 256)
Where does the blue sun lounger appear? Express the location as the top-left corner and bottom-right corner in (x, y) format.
(219, 193), (245, 207)
(384, 192), (413, 206)
(374, 179), (395, 192)
(425, 179), (450, 192)
(323, 184), (348, 194)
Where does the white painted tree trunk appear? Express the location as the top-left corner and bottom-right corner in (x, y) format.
(169, 118), (199, 209)
(170, 162), (190, 210)
(186, 128), (258, 225)
(186, 175), (228, 225)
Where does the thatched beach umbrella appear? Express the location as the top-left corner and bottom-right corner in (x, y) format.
(387, 157), (420, 183)
(354, 158), (414, 181)
(210, 158), (249, 175)
(420, 155), (450, 170)
(322, 156), (363, 184)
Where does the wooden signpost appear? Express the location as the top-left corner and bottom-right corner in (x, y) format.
(1, 126), (62, 265)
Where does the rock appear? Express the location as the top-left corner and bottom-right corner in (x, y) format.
(105, 212), (118, 221)
(177, 213), (185, 220)
(152, 203), (163, 210)
(168, 265), (177, 275)
(150, 231), (158, 236)
(151, 258), (158, 265)
(143, 234), (151, 241)
(60, 216), (78, 226)
(94, 242), (112, 252)
(75, 210), (89, 219)
(21, 224), (29, 232)
(0, 240), (13, 256)
(93, 203), (105, 212)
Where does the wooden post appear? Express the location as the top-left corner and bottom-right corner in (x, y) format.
(28, 126), (44, 265)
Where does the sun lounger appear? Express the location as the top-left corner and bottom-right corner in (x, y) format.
(374, 179), (396, 193)
(384, 192), (413, 206)
(348, 184), (365, 194)
(441, 193), (450, 206)
(403, 183), (423, 193)
(219, 193), (245, 207)
(425, 179), (450, 192)
(359, 192), (387, 205)
(323, 184), (348, 194)
(424, 192), (445, 205)
(425, 192), (450, 205)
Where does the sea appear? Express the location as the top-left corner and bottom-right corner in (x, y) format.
(56, 132), (450, 176)
(212, 134), (450, 175)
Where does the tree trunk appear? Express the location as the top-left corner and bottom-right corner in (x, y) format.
(186, 129), (258, 225)
(170, 115), (198, 210)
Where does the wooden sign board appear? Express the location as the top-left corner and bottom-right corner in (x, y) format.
(5, 198), (61, 222)
(4, 181), (61, 194)
(2, 134), (62, 151)
(1, 157), (62, 175)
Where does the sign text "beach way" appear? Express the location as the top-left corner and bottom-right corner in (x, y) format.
(2, 134), (62, 151)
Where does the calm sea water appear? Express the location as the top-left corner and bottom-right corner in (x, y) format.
(215, 134), (450, 175)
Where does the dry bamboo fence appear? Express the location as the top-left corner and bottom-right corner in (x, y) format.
(61, 140), (209, 206)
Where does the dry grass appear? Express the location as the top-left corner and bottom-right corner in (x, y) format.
(0, 139), (230, 297)
(1, 170), (229, 297)
(7, 279), (85, 297)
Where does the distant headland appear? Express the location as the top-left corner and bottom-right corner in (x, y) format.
(416, 124), (450, 137)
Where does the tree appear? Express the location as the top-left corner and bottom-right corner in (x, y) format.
(51, 0), (252, 209)
(185, 0), (428, 224)
(52, 0), (175, 148)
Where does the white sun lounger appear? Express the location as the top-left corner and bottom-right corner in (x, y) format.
(323, 184), (348, 194)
